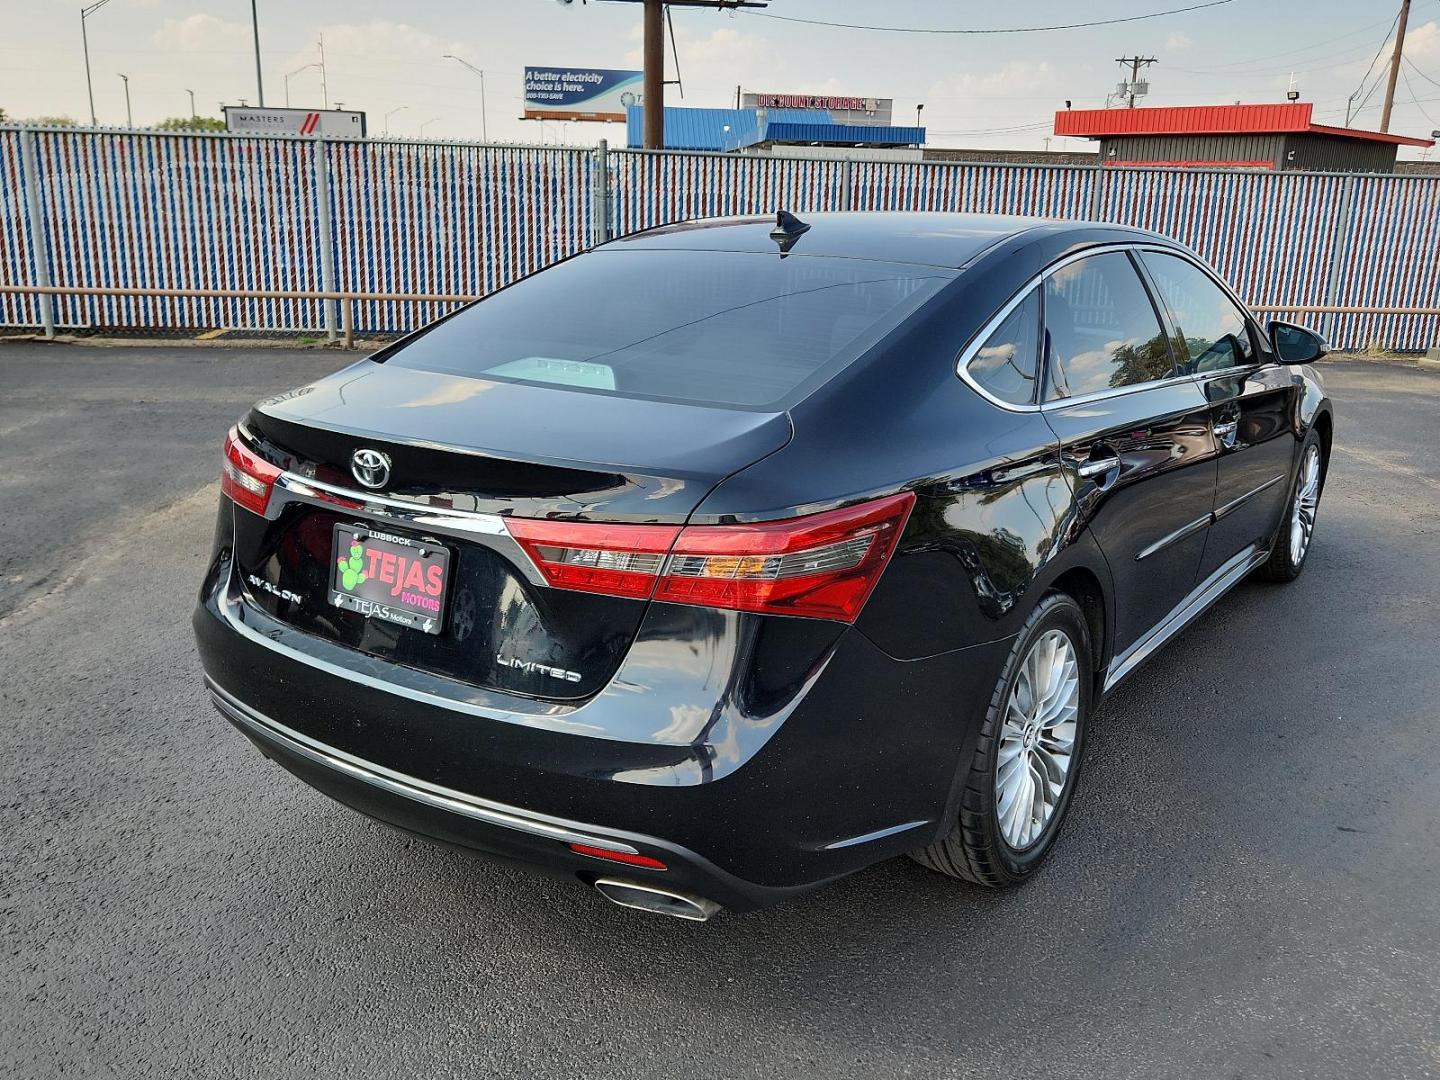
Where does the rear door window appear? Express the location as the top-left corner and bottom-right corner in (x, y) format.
(1140, 251), (1256, 374)
(382, 249), (955, 410)
(1043, 251), (1176, 401)
(965, 289), (1042, 406)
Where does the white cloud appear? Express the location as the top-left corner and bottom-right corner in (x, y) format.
(152, 14), (250, 52)
(1402, 19), (1440, 59)
(310, 19), (466, 66)
(927, 61), (1063, 101)
(1166, 32), (1193, 52)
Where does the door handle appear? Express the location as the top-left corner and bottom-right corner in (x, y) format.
(1073, 448), (1121, 485)
(1213, 419), (1238, 439)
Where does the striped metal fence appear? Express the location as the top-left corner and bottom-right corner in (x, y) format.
(3, 126), (1439, 350)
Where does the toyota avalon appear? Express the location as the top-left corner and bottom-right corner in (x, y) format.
(193, 212), (1332, 920)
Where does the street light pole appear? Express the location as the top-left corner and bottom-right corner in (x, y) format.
(118, 73), (131, 128)
(285, 63), (320, 109)
(441, 55), (488, 143)
(186, 88), (196, 119)
(249, 0), (265, 106)
(383, 106), (408, 136)
(80, 0), (113, 128)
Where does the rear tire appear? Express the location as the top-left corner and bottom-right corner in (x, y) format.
(910, 592), (1092, 888)
(1258, 430), (1325, 583)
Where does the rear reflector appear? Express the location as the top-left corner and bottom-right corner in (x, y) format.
(508, 492), (915, 623)
(568, 843), (668, 870)
(220, 426), (282, 516)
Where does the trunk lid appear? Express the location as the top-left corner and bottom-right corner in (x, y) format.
(232, 361), (790, 700)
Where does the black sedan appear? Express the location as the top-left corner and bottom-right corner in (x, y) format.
(194, 212), (1332, 920)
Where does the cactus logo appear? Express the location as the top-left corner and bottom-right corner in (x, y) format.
(337, 543), (368, 591)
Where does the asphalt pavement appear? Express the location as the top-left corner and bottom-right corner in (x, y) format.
(3, 344), (1438, 1079)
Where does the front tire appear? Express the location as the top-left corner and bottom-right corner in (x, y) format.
(1258, 430), (1325, 583)
(910, 592), (1092, 888)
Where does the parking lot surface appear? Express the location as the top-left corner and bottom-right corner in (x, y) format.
(3, 344), (1439, 1079)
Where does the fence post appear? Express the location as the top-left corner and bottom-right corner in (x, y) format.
(18, 128), (55, 340)
(840, 158), (853, 212)
(1320, 174), (1356, 345)
(592, 139), (610, 245)
(313, 138), (338, 343)
(1086, 165), (1105, 221)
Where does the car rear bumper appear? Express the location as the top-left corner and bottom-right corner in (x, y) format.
(194, 546), (1014, 912)
(206, 679), (792, 912)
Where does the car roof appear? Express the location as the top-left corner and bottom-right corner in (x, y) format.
(608, 212), (1171, 269)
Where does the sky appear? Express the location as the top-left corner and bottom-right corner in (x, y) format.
(3, 0), (1438, 159)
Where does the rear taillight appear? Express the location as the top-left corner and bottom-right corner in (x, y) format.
(220, 426), (281, 516)
(507, 492), (914, 623)
(507, 519), (683, 599)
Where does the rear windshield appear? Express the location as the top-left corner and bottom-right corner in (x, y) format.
(381, 249), (954, 409)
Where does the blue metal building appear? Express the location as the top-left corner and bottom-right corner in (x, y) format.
(625, 106), (926, 151)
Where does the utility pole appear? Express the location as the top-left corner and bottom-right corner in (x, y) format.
(1379, 0), (1412, 133)
(594, 1), (769, 149)
(1115, 55), (1158, 108)
(249, 0), (265, 106)
(643, 0), (664, 148)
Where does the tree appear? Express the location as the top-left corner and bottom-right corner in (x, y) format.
(0, 106), (8, 124)
(152, 116), (226, 132)
(24, 115), (79, 128)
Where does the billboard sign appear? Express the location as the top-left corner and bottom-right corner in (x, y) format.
(223, 106), (367, 137)
(523, 66), (643, 123)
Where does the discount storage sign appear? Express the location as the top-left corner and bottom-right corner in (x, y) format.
(523, 67), (642, 123)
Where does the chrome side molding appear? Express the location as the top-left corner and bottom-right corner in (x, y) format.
(1104, 544), (1268, 694)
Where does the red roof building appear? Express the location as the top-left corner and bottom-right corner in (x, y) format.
(1054, 102), (1434, 172)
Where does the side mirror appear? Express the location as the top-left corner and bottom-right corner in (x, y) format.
(1268, 320), (1328, 365)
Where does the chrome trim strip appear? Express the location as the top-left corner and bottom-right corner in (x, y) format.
(271, 472), (507, 532)
(1041, 372), (1199, 412)
(822, 819), (932, 851)
(206, 679), (640, 854)
(1104, 544), (1267, 694)
(1214, 473), (1286, 521)
(267, 473), (546, 585)
(1134, 513), (1212, 562)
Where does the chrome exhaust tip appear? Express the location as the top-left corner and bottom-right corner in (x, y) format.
(593, 878), (722, 922)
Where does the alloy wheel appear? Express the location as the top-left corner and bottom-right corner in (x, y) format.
(995, 629), (1080, 850)
(1290, 444), (1322, 565)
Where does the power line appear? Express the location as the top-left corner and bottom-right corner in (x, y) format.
(1344, 11), (1402, 124)
(739, 0), (1234, 35)
(1404, 55), (1440, 91)
(1400, 64), (1438, 127)
(1168, 41), (1393, 78)
(1163, 16), (1397, 74)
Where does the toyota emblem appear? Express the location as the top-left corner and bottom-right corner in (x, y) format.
(350, 448), (392, 490)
